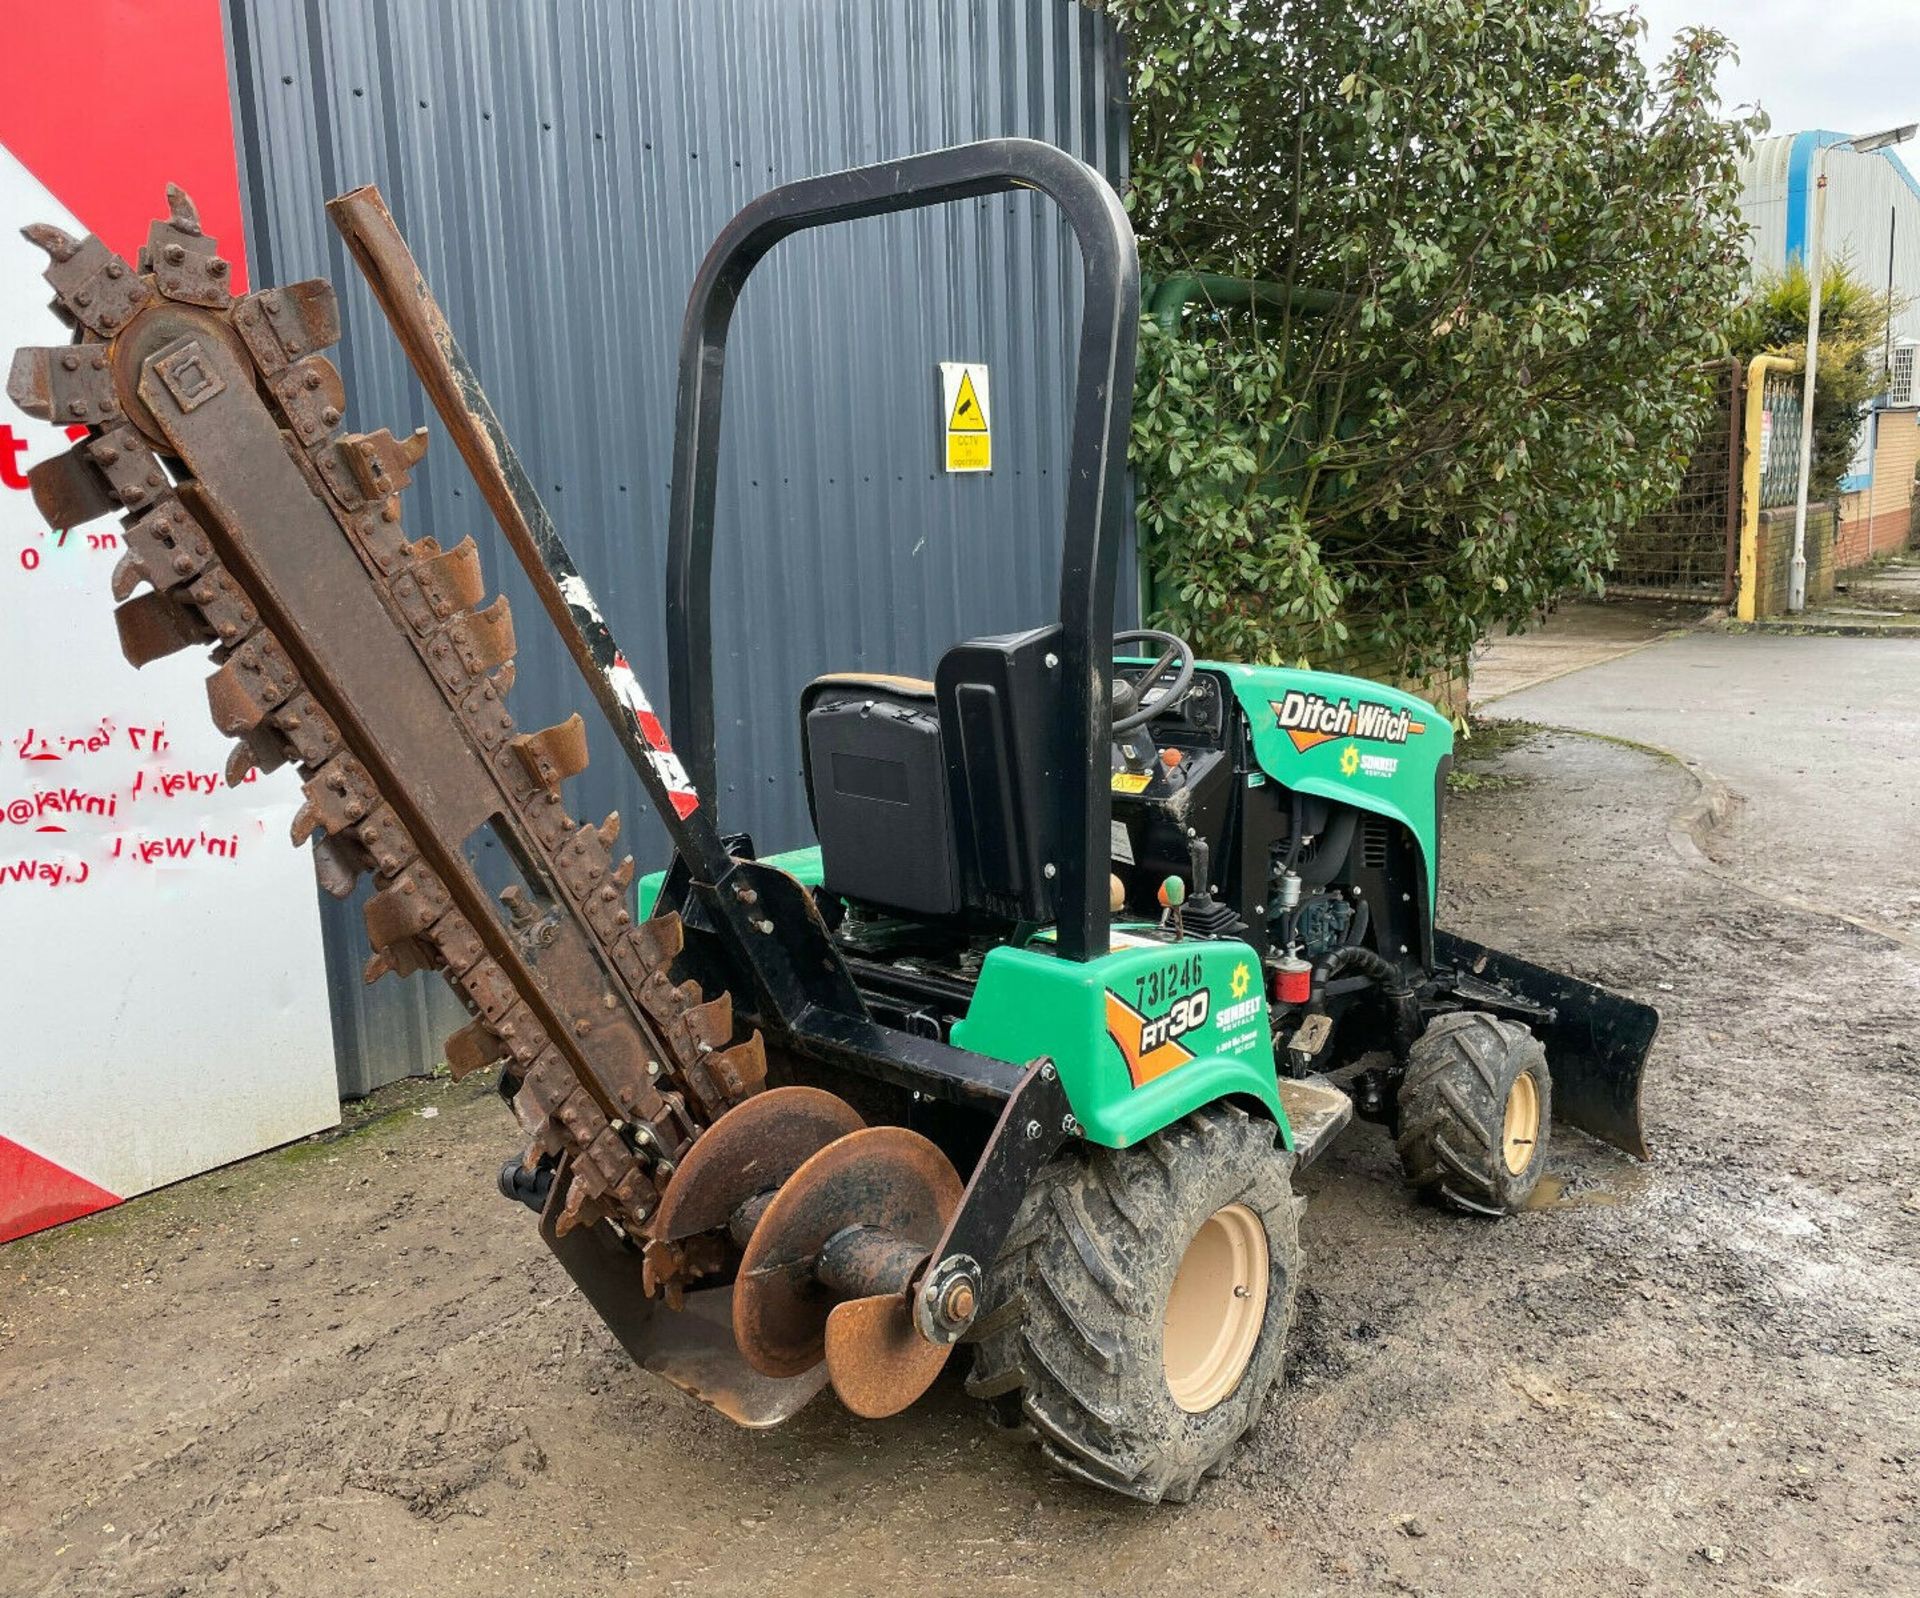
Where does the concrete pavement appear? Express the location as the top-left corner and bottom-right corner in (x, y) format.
(1487, 630), (1920, 940)
(1469, 599), (1701, 704)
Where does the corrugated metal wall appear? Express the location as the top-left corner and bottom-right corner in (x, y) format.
(223, 0), (1132, 1095)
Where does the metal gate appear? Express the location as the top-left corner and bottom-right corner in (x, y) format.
(1607, 359), (1743, 602)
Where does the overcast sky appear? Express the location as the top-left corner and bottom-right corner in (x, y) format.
(1620, 0), (1919, 144)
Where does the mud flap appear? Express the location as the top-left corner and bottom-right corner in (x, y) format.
(1433, 931), (1658, 1160)
(538, 1163), (829, 1427)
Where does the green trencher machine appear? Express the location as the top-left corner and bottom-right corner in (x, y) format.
(11, 137), (1656, 1504)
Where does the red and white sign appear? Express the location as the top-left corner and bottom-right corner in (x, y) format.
(0, 3), (338, 1244)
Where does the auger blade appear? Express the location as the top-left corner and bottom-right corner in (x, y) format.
(824, 1293), (952, 1420)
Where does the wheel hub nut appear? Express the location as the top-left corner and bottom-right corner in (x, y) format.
(941, 1278), (976, 1323)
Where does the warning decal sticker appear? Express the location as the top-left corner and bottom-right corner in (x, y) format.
(939, 361), (991, 473)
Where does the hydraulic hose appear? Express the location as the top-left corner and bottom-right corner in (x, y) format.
(1314, 943), (1421, 1061)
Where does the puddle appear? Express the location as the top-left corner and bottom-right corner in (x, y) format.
(1524, 1162), (1652, 1211)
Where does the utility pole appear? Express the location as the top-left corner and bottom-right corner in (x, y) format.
(1788, 123), (1916, 613)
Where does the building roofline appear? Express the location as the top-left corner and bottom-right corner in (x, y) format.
(1785, 130), (1920, 266)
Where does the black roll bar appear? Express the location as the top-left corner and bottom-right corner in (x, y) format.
(662, 137), (1140, 962)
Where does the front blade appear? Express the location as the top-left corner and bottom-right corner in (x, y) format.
(1434, 931), (1658, 1160)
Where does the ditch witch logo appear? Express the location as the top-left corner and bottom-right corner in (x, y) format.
(1271, 690), (1426, 755)
(1105, 986), (1210, 1087)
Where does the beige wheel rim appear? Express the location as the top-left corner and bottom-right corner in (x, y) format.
(1163, 1203), (1268, 1413)
(1503, 1071), (1541, 1176)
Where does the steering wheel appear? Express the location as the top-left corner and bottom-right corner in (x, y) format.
(1110, 628), (1197, 734)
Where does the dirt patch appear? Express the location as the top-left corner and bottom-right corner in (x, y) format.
(2, 730), (1916, 1597)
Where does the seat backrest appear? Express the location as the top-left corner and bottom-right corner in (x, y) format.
(800, 674), (962, 918)
(935, 624), (1066, 925)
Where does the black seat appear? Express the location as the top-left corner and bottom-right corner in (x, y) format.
(802, 625), (1065, 925)
(800, 674), (962, 917)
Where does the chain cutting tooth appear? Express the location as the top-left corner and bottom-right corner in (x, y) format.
(115, 496), (215, 598)
(88, 425), (169, 513)
(710, 1037), (769, 1099)
(114, 588), (212, 666)
(20, 222), (80, 261)
(683, 993), (736, 1051)
(205, 630), (302, 736)
(179, 563), (259, 648)
(144, 187), (231, 309)
(165, 183), (203, 235)
(268, 690), (342, 768)
(363, 868), (449, 951)
(232, 279), (340, 375)
(291, 752), (379, 843)
(317, 426), (428, 508)
(351, 802), (415, 876)
(26, 440), (117, 530)
(270, 354), (346, 445)
(445, 1017), (508, 1081)
(449, 594), (517, 675)
(512, 714), (589, 795)
(225, 732), (284, 787)
(29, 230), (151, 335)
(312, 833), (366, 900)
(405, 535), (486, 625)
(7, 344), (121, 427)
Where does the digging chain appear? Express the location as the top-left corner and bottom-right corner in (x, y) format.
(7, 188), (764, 1254)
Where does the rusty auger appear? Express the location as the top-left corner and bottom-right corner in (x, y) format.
(7, 186), (970, 1422)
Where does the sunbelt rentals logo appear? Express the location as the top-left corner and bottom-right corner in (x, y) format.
(1271, 690), (1426, 754)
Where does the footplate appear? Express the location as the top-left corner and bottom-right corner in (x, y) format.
(1277, 1075), (1354, 1167)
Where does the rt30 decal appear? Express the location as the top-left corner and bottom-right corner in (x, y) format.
(1105, 984), (1210, 1087)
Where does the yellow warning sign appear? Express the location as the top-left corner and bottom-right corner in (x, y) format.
(939, 361), (992, 473)
(949, 371), (987, 431)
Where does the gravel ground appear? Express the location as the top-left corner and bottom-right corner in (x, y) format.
(2, 727), (1916, 1598)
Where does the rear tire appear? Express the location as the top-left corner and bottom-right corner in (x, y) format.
(966, 1103), (1301, 1504)
(1396, 1011), (1550, 1214)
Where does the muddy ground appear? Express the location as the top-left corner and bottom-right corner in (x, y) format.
(3, 727), (1916, 1598)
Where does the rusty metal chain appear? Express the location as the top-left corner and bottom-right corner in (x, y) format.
(8, 187), (764, 1253)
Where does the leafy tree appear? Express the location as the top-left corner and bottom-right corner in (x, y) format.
(1733, 261), (1904, 504)
(1109, 0), (1763, 684)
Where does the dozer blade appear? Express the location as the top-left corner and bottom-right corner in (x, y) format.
(1434, 931), (1658, 1160)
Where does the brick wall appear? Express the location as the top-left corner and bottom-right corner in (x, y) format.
(1834, 409), (1919, 571)
(1751, 502), (1837, 618)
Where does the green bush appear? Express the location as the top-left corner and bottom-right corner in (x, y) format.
(1733, 261), (1903, 504)
(1111, 0), (1762, 683)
